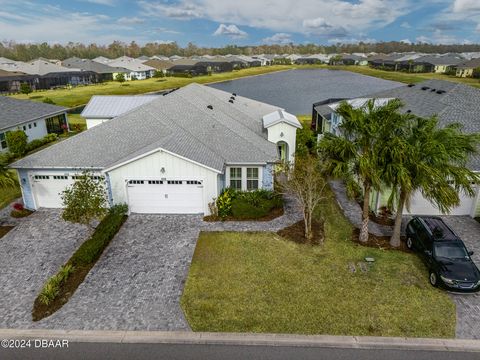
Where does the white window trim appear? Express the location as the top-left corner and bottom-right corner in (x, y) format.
(225, 166), (263, 191)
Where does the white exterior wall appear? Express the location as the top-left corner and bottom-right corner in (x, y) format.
(266, 122), (297, 162)
(86, 118), (111, 129)
(107, 149), (219, 214)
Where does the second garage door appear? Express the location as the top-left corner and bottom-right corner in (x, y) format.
(406, 190), (477, 216)
(127, 179), (204, 214)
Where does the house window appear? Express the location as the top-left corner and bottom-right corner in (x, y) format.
(0, 133), (6, 149)
(247, 168), (259, 190)
(28, 124), (32, 129)
(34, 122), (37, 127)
(23, 126), (26, 131)
(229, 168), (242, 190)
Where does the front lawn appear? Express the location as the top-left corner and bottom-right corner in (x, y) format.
(181, 189), (456, 338)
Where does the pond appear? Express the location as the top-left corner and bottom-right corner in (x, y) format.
(208, 69), (404, 115)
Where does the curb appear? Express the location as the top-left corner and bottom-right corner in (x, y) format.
(0, 329), (479, 352)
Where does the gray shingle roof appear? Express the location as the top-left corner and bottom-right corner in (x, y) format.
(0, 97), (66, 130)
(80, 95), (159, 119)
(352, 80), (480, 171)
(11, 83), (282, 172)
(62, 57), (128, 74)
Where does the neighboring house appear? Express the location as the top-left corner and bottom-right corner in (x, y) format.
(169, 59), (234, 75)
(142, 59), (174, 73)
(456, 58), (480, 78)
(81, 95), (159, 129)
(312, 79), (480, 218)
(62, 57), (129, 82)
(336, 55), (368, 66)
(0, 96), (68, 151)
(102, 56), (156, 80)
(414, 56), (463, 74)
(0, 69), (35, 93)
(296, 54), (329, 64)
(11, 84), (301, 214)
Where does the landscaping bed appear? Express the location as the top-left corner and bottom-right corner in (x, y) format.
(352, 228), (409, 252)
(204, 189), (284, 222)
(32, 205), (127, 321)
(181, 191), (455, 338)
(0, 226), (14, 239)
(277, 220), (324, 245)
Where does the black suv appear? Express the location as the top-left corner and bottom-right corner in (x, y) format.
(406, 216), (480, 292)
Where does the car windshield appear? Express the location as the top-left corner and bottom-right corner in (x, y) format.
(434, 243), (468, 260)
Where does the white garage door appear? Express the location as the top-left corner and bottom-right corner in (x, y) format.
(406, 190), (477, 216)
(31, 174), (74, 208)
(127, 179), (204, 214)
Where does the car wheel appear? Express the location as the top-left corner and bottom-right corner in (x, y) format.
(429, 271), (439, 287)
(406, 237), (413, 250)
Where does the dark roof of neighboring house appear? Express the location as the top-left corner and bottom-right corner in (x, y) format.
(414, 56), (464, 66)
(11, 83), (282, 171)
(456, 57), (480, 69)
(0, 96), (66, 130)
(328, 80), (480, 171)
(62, 57), (128, 74)
(142, 59), (174, 70)
(341, 54), (367, 61)
(0, 69), (32, 79)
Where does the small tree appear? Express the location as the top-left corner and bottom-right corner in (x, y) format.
(0, 154), (18, 189)
(6, 130), (28, 156)
(115, 73), (126, 83)
(280, 154), (328, 243)
(20, 83), (32, 95)
(61, 171), (108, 229)
(153, 70), (164, 78)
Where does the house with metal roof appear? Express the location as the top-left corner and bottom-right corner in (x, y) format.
(0, 96), (68, 151)
(11, 83), (301, 214)
(312, 79), (480, 218)
(80, 95), (159, 129)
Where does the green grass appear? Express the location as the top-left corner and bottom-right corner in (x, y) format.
(11, 66), (295, 108)
(181, 188), (456, 338)
(67, 114), (87, 131)
(0, 172), (21, 210)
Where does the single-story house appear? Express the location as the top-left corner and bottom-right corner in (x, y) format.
(62, 57), (130, 82)
(414, 56), (463, 74)
(0, 96), (68, 151)
(81, 95), (159, 129)
(0, 69), (36, 93)
(312, 79), (480, 218)
(142, 59), (175, 73)
(102, 56), (156, 80)
(456, 58), (480, 78)
(11, 84), (301, 214)
(169, 59), (234, 75)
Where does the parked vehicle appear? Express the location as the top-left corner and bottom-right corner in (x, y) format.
(405, 216), (480, 292)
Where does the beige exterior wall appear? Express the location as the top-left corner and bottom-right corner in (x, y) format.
(456, 68), (474, 78)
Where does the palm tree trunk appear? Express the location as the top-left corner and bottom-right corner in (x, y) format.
(390, 190), (406, 248)
(359, 183), (370, 243)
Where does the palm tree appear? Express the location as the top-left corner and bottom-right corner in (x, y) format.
(0, 157), (18, 189)
(381, 116), (480, 247)
(319, 99), (404, 243)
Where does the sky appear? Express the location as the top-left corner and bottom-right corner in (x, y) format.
(0, 0), (479, 46)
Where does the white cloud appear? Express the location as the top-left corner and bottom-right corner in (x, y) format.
(262, 33), (292, 44)
(415, 30), (471, 45)
(400, 38), (412, 44)
(138, 0), (412, 36)
(453, 0), (480, 13)
(213, 24), (247, 38)
(416, 35), (430, 43)
(400, 21), (411, 29)
(477, 23), (480, 32)
(327, 37), (377, 44)
(117, 17), (145, 25)
(80, 0), (115, 5)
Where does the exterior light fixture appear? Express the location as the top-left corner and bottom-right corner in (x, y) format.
(160, 167), (166, 174)
(280, 132), (284, 137)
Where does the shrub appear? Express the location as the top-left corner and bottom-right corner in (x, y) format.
(217, 188), (237, 218)
(6, 130), (28, 156)
(70, 204), (128, 266)
(38, 264), (74, 305)
(231, 198), (273, 219)
(20, 83), (32, 95)
(115, 73), (126, 83)
(153, 70), (165, 78)
(25, 133), (58, 153)
(42, 97), (55, 105)
(13, 203), (24, 211)
(10, 209), (32, 218)
(43, 133), (58, 142)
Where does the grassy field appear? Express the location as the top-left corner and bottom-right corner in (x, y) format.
(181, 188), (455, 338)
(11, 66), (295, 108)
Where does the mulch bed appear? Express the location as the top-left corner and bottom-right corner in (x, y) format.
(277, 219), (324, 245)
(0, 226), (14, 239)
(203, 206), (284, 222)
(352, 228), (409, 252)
(32, 264), (91, 322)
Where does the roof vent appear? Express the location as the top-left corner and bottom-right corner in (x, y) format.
(232, 93), (237, 96)
(431, 88), (436, 92)
(228, 99), (234, 103)
(421, 86), (430, 91)
(407, 83), (415, 87)
(406, 110), (412, 113)
(436, 90), (446, 94)
(207, 105), (213, 110)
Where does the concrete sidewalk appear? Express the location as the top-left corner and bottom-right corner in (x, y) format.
(0, 329), (479, 352)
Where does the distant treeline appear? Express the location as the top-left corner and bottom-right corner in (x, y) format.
(1, 40), (480, 61)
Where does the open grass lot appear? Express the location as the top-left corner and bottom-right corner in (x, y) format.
(181, 188), (456, 338)
(11, 66), (295, 108)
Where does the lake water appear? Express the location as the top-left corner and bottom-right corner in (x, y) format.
(208, 69), (404, 115)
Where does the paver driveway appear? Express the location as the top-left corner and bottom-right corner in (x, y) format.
(39, 214), (202, 331)
(0, 209), (90, 328)
(441, 216), (480, 339)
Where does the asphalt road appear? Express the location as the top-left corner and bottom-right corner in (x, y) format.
(1, 343), (480, 360)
